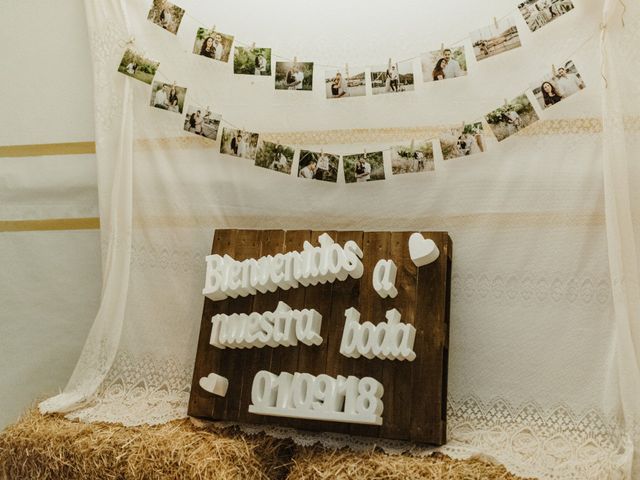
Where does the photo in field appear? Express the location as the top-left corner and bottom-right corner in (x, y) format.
(193, 28), (234, 63)
(518, 0), (575, 32)
(275, 62), (314, 91)
(219, 128), (259, 159)
(421, 46), (467, 82)
(325, 69), (366, 99)
(147, 0), (185, 34)
(439, 122), (486, 160)
(391, 141), (435, 175)
(298, 150), (339, 183)
(117, 48), (159, 85)
(183, 106), (221, 141)
(370, 61), (414, 95)
(485, 94), (540, 142)
(470, 17), (522, 61)
(255, 141), (295, 174)
(234, 47), (272, 76)
(149, 81), (187, 114)
(530, 60), (585, 109)
(343, 152), (385, 183)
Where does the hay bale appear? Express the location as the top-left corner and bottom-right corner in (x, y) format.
(286, 447), (533, 480)
(0, 409), (293, 480)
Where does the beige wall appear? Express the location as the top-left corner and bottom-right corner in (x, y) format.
(0, 0), (101, 429)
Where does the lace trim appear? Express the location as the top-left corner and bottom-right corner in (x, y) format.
(65, 352), (632, 479)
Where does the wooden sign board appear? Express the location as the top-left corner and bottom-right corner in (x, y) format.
(188, 230), (452, 445)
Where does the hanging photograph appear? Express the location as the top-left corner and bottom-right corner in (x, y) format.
(325, 68), (366, 99)
(439, 122), (486, 160)
(421, 46), (467, 82)
(275, 62), (314, 91)
(147, 0), (185, 35)
(343, 151), (385, 183)
(219, 128), (259, 159)
(485, 94), (540, 142)
(530, 60), (585, 109)
(370, 60), (414, 95)
(234, 47), (272, 76)
(117, 48), (159, 85)
(391, 141), (434, 175)
(183, 106), (221, 141)
(193, 28), (234, 62)
(149, 81), (187, 113)
(518, 0), (575, 32)
(470, 17), (522, 61)
(254, 141), (295, 174)
(298, 150), (339, 182)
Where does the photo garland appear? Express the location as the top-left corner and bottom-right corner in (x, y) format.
(116, 0), (585, 185)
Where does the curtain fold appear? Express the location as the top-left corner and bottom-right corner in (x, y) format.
(601, 0), (640, 475)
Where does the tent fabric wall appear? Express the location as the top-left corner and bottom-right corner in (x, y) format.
(35, 0), (640, 477)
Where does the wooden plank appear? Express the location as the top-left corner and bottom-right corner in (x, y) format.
(188, 229), (236, 419)
(237, 230), (285, 424)
(380, 231), (416, 439)
(220, 230), (262, 422)
(410, 232), (448, 444)
(321, 230), (363, 435)
(348, 231), (389, 438)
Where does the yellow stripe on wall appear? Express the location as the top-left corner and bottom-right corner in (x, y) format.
(0, 142), (96, 158)
(0, 218), (100, 232)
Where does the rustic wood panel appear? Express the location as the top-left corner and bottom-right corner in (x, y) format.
(188, 229), (452, 445)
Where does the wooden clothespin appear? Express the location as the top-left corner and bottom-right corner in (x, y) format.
(251, 41), (256, 50)
(345, 63), (349, 77)
(320, 148), (324, 155)
(552, 64), (557, 76)
(388, 58), (392, 69)
(504, 98), (508, 107)
(440, 43), (445, 55)
(493, 17), (499, 30)
(461, 121), (466, 130)
(410, 140), (415, 155)
(293, 56), (297, 64)
(212, 25), (216, 33)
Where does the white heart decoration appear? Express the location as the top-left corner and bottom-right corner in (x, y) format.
(199, 373), (229, 397)
(408, 233), (440, 267)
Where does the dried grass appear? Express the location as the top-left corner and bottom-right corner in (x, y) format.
(0, 410), (532, 479)
(286, 447), (534, 480)
(0, 409), (293, 480)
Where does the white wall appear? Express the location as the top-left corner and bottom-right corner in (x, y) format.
(0, 0), (100, 429)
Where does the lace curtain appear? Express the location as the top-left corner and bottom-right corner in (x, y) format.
(39, 0), (640, 477)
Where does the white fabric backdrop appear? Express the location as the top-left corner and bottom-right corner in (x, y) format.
(39, 0), (640, 477)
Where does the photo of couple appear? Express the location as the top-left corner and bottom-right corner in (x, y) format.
(220, 128), (259, 159)
(439, 122), (485, 160)
(117, 48), (159, 85)
(370, 60), (414, 95)
(470, 17), (522, 62)
(518, 0), (575, 32)
(255, 141), (295, 175)
(422, 47), (468, 82)
(149, 81), (187, 113)
(531, 60), (585, 109)
(147, 0), (184, 35)
(485, 94), (540, 142)
(193, 28), (234, 63)
(183, 106), (221, 141)
(343, 152), (385, 183)
(325, 69), (366, 99)
(234, 47), (272, 76)
(391, 141), (435, 175)
(297, 150), (339, 182)
(275, 62), (314, 91)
